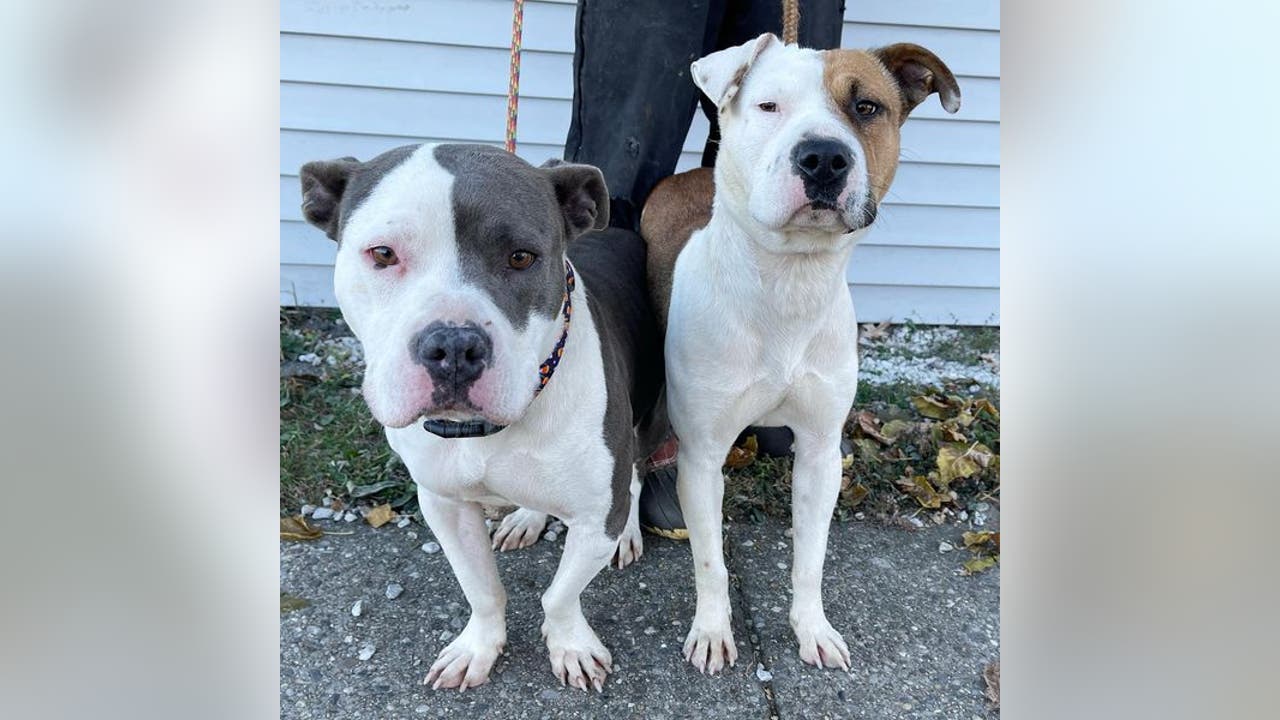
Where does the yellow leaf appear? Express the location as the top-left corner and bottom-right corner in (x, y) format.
(853, 437), (881, 463)
(937, 442), (996, 484)
(841, 482), (869, 508)
(973, 398), (1000, 422)
(932, 423), (967, 443)
(911, 394), (955, 420)
(280, 515), (323, 541)
(897, 475), (946, 509)
(963, 555), (998, 574)
(724, 434), (759, 469)
(280, 591), (311, 613)
(880, 419), (911, 442)
(963, 530), (1001, 554)
(365, 503), (395, 528)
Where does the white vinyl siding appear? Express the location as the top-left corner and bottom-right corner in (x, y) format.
(281, 0), (999, 324)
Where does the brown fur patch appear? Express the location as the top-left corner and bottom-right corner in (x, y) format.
(821, 50), (906, 203)
(638, 167), (715, 329)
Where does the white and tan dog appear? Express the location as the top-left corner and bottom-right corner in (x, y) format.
(642, 34), (960, 674)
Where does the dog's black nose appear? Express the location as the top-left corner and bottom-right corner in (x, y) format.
(792, 138), (852, 187)
(411, 322), (492, 390)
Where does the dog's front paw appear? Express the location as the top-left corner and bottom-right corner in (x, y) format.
(542, 616), (613, 692)
(423, 618), (506, 691)
(491, 507), (547, 551)
(791, 612), (850, 670)
(682, 617), (738, 675)
(612, 521), (644, 569)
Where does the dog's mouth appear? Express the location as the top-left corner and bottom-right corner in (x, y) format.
(417, 404), (511, 438)
(786, 200), (876, 233)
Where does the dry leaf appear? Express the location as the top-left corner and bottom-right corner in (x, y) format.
(973, 398), (1000, 422)
(931, 423), (967, 443)
(724, 434), (759, 469)
(897, 475), (946, 509)
(853, 437), (881, 463)
(858, 320), (892, 343)
(937, 442), (996, 484)
(853, 411), (892, 445)
(911, 394), (954, 420)
(963, 555), (998, 574)
(983, 661), (1000, 708)
(880, 419), (912, 442)
(841, 482), (869, 508)
(280, 515), (323, 541)
(365, 504), (395, 528)
(280, 591), (311, 614)
(963, 530), (1001, 554)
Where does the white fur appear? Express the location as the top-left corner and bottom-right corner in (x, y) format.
(670, 40), (870, 674)
(694, 38), (871, 239)
(334, 145), (641, 691)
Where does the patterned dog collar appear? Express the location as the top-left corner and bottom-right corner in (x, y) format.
(422, 260), (575, 438)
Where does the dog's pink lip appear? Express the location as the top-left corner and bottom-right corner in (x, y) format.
(785, 203), (852, 231)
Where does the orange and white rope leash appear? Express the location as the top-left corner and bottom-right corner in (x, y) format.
(505, 0), (525, 154)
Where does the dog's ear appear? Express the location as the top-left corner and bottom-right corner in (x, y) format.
(543, 162), (609, 237)
(872, 43), (961, 117)
(299, 157), (360, 241)
(692, 33), (777, 110)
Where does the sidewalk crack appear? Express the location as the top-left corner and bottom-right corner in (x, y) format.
(725, 541), (782, 720)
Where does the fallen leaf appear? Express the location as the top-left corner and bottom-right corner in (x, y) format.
(937, 442), (996, 484)
(880, 419), (912, 442)
(280, 591), (311, 614)
(963, 531), (1001, 554)
(896, 475), (946, 509)
(841, 482), (869, 508)
(280, 515), (323, 541)
(911, 394), (955, 420)
(931, 423), (967, 443)
(853, 411), (892, 445)
(724, 434), (759, 469)
(973, 398), (1000, 422)
(858, 320), (892, 342)
(853, 437), (881, 463)
(963, 555), (998, 574)
(365, 504), (395, 528)
(350, 479), (403, 498)
(983, 661), (1000, 708)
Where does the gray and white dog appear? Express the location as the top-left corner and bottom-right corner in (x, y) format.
(299, 144), (663, 692)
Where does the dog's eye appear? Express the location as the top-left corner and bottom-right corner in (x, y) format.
(757, 101), (778, 113)
(854, 100), (880, 118)
(369, 246), (399, 268)
(508, 250), (537, 270)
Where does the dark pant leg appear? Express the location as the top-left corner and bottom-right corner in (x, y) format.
(700, 0), (846, 166)
(565, 0), (727, 231)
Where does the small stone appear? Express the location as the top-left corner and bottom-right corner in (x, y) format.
(312, 507), (335, 520)
(906, 515), (925, 528)
(870, 557), (894, 570)
(358, 644), (376, 661)
(385, 583), (404, 600)
(974, 502), (991, 512)
(755, 664), (773, 682)
(422, 541), (441, 554)
(414, 705), (429, 714)
(543, 531), (558, 543)
(742, 539), (754, 547)
(350, 600), (363, 617)
(939, 542), (955, 554)
(538, 689), (561, 701)
(854, 512), (865, 520)
(974, 512), (988, 527)
(449, 617), (464, 630)
(343, 512), (358, 522)
(643, 626), (657, 635)
(959, 510), (969, 521)
(300, 504), (316, 516)
(439, 630), (453, 642)
(784, 527), (794, 537)
(771, 606), (783, 613)
(298, 353), (321, 365)
(397, 517), (411, 528)
(407, 531), (418, 540)
(322, 497), (333, 508)
(775, 562), (786, 570)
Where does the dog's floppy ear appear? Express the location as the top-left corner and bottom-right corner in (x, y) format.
(299, 157), (360, 241)
(692, 33), (777, 110)
(542, 161), (609, 237)
(872, 43), (961, 117)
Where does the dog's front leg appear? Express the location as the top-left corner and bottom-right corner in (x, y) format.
(788, 429), (851, 670)
(418, 487), (508, 691)
(540, 521), (616, 692)
(677, 442), (738, 674)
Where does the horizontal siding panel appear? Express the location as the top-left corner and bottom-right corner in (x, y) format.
(847, 246), (998, 288)
(842, 23), (998, 78)
(283, 263), (998, 325)
(280, 158), (994, 226)
(279, 33), (998, 123)
(844, 0), (999, 31)
(850, 285), (999, 325)
(282, 0), (576, 53)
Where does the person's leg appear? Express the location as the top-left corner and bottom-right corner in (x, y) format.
(700, 0), (846, 167)
(565, 0), (727, 231)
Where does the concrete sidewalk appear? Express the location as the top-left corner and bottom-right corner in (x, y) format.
(281, 517), (999, 719)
